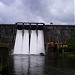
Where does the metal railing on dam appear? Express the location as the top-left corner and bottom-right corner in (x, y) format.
(0, 22), (75, 30)
(15, 22), (45, 30)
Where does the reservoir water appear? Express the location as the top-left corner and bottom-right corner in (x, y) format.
(1, 55), (75, 75)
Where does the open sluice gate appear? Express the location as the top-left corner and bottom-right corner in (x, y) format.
(13, 22), (45, 55)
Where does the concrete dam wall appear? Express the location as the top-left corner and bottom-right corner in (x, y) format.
(0, 23), (75, 53)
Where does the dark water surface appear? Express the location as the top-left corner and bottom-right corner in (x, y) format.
(1, 55), (75, 75)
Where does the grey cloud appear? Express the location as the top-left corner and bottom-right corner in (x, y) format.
(22, 0), (74, 24)
(0, 0), (74, 24)
(0, 0), (15, 5)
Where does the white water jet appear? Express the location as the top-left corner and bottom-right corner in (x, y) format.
(38, 30), (45, 54)
(30, 30), (38, 54)
(21, 30), (29, 54)
(13, 30), (23, 54)
(13, 29), (45, 55)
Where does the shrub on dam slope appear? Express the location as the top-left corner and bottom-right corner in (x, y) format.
(65, 35), (75, 52)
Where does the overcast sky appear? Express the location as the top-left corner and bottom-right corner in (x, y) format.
(0, 0), (74, 25)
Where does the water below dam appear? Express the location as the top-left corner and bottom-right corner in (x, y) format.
(1, 55), (75, 75)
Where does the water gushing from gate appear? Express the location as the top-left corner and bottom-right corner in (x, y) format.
(13, 30), (23, 54)
(13, 29), (45, 55)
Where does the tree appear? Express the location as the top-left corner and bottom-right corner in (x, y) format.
(65, 35), (75, 51)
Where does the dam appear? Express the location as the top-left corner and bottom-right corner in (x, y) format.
(0, 22), (75, 54)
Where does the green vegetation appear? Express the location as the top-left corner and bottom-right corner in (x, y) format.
(59, 52), (75, 58)
(59, 35), (75, 58)
(0, 38), (7, 44)
(65, 35), (75, 51)
(0, 38), (10, 47)
(0, 38), (4, 46)
(0, 38), (3, 43)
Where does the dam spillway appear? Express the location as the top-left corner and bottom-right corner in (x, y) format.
(22, 30), (29, 54)
(13, 22), (45, 55)
(0, 22), (75, 55)
(13, 30), (23, 54)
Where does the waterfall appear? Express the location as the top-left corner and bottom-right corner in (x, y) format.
(21, 30), (29, 54)
(30, 30), (38, 54)
(38, 30), (45, 54)
(13, 29), (45, 55)
(13, 30), (23, 54)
